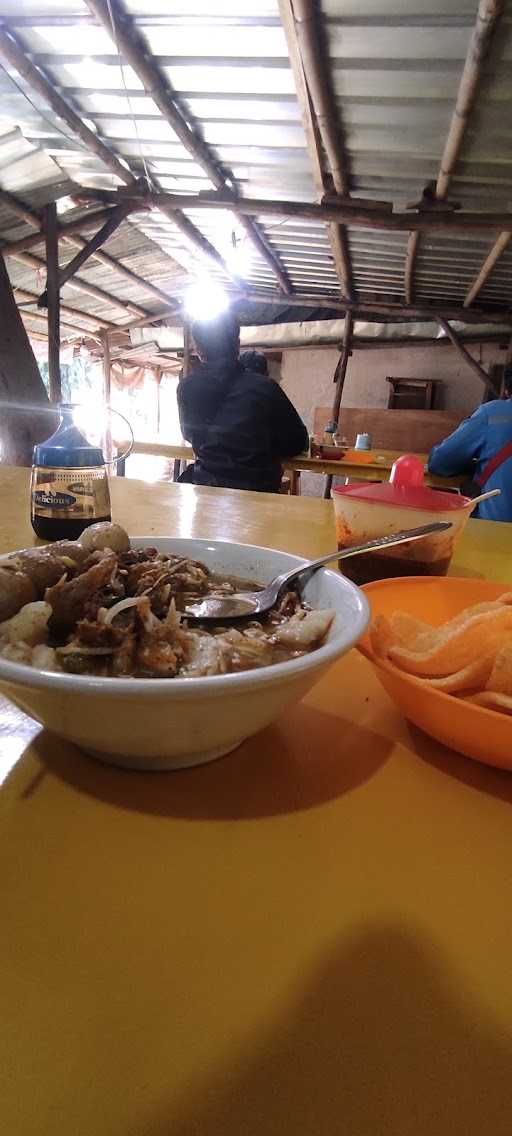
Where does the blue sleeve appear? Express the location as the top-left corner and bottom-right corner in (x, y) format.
(428, 406), (488, 476)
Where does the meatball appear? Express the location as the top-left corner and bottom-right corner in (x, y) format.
(11, 547), (72, 594)
(79, 522), (130, 555)
(0, 568), (37, 622)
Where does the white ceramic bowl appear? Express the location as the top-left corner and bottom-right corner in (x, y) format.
(0, 538), (369, 770)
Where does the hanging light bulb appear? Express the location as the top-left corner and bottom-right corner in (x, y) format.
(183, 278), (230, 321)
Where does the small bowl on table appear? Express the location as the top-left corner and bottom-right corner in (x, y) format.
(0, 537), (369, 771)
(358, 576), (512, 769)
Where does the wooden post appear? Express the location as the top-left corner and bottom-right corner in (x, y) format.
(101, 330), (113, 465)
(331, 311), (354, 427)
(323, 311), (354, 499)
(173, 325), (192, 481)
(436, 316), (498, 393)
(45, 203), (61, 403)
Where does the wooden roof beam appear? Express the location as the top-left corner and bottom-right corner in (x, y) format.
(9, 248), (147, 318)
(1, 205), (123, 255)
(15, 286), (115, 330)
(464, 231), (512, 308)
(126, 290), (512, 328)
(0, 24), (136, 188)
(133, 190), (512, 234)
(0, 21), (238, 291)
(85, 0), (292, 295)
(0, 186), (181, 312)
(405, 0), (504, 302)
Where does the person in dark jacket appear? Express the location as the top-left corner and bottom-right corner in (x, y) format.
(177, 311), (308, 492)
(428, 367), (512, 521)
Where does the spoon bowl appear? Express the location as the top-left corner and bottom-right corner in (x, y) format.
(184, 520), (452, 622)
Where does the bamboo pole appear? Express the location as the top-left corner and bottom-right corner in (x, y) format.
(20, 307), (92, 338)
(15, 287), (115, 330)
(62, 235), (179, 309)
(0, 24), (248, 288)
(437, 1), (504, 199)
(281, 0), (354, 301)
(464, 231), (512, 307)
(405, 0), (504, 301)
(85, 0), (292, 294)
(0, 25), (136, 188)
(9, 248), (147, 318)
(45, 203), (61, 402)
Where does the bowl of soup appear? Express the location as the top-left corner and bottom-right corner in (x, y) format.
(0, 530), (369, 770)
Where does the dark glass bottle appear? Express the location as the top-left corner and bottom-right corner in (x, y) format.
(31, 405), (111, 541)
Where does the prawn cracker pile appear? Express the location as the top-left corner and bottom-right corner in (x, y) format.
(370, 592), (512, 715)
(0, 523), (334, 679)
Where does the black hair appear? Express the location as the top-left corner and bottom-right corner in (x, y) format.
(241, 350), (269, 376)
(189, 309), (240, 363)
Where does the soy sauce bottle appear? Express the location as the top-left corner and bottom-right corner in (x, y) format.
(31, 404), (111, 541)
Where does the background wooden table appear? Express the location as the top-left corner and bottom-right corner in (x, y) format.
(130, 440), (463, 492)
(1, 468), (512, 1136)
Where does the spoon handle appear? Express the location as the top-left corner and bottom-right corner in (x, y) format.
(274, 520), (453, 591)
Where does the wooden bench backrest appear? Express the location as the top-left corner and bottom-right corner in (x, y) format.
(314, 407), (462, 453)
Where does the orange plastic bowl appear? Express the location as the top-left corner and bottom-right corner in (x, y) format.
(358, 576), (512, 769)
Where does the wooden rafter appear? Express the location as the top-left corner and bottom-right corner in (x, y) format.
(279, 0), (355, 302)
(464, 231), (512, 308)
(436, 316), (496, 390)
(15, 286), (115, 331)
(10, 247), (147, 318)
(102, 188), (512, 234)
(85, 0), (292, 294)
(0, 21), (240, 290)
(0, 24), (136, 188)
(0, 191), (179, 312)
(405, 0), (504, 302)
(1, 206), (122, 256)
(61, 232), (180, 309)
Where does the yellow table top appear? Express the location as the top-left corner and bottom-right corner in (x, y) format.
(1, 467), (512, 1136)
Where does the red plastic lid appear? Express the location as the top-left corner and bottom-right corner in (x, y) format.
(332, 454), (471, 512)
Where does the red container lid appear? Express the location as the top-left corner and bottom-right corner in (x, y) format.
(332, 454), (471, 512)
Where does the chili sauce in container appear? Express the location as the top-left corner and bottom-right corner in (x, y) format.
(31, 405), (111, 541)
(332, 454), (476, 585)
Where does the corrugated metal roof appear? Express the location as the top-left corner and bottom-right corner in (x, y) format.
(0, 0), (511, 331)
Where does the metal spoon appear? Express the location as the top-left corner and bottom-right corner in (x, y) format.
(183, 520), (452, 622)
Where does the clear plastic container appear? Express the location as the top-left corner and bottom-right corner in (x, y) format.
(332, 454), (476, 585)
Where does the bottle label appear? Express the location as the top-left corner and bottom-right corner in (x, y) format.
(31, 469), (111, 521)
